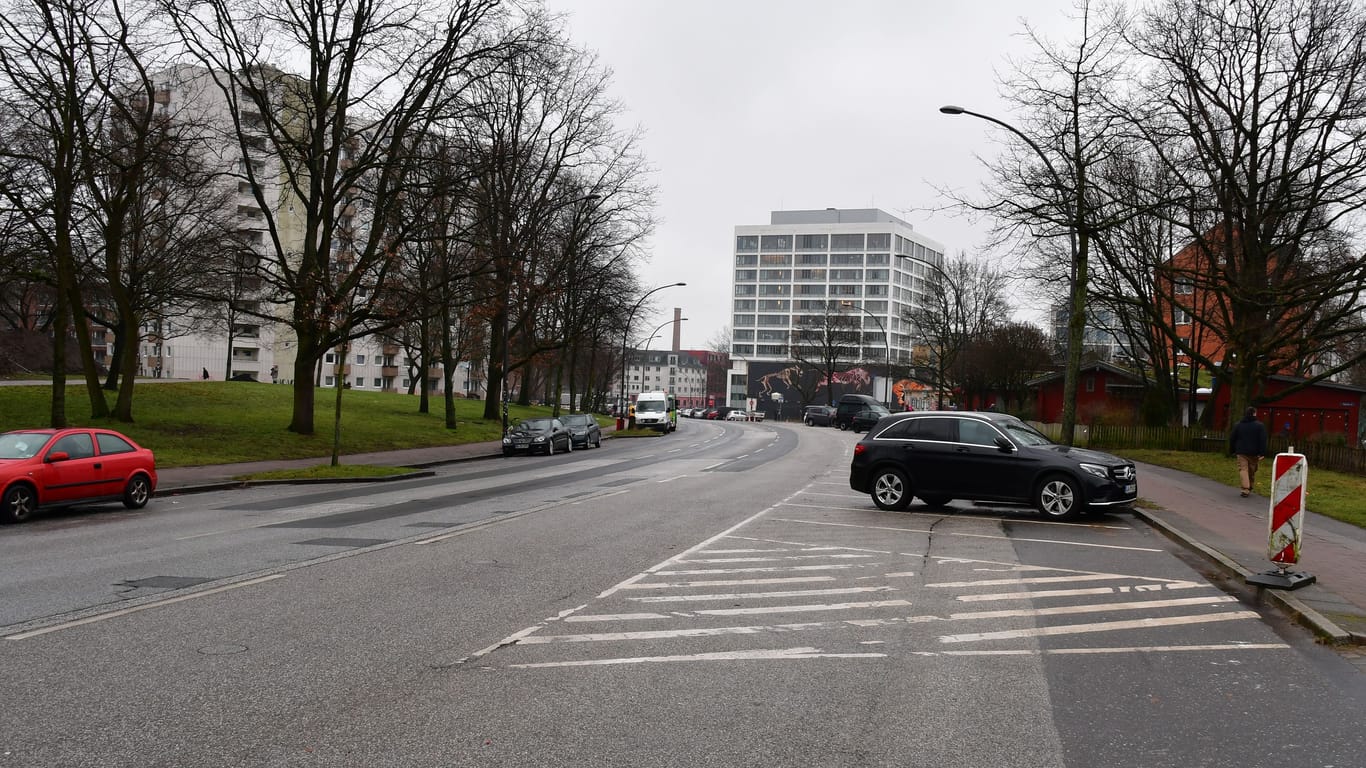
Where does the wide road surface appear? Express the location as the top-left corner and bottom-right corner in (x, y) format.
(2, 418), (1363, 767)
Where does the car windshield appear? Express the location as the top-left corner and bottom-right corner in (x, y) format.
(515, 419), (552, 432)
(561, 415), (591, 426)
(636, 401), (666, 413)
(1001, 419), (1052, 446)
(0, 432), (49, 459)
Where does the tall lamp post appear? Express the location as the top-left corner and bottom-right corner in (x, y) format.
(940, 104), (1084, 444)
(840, 300), (892, 409)
(619, 283), (686, 421)
(644, 317), (687, 351)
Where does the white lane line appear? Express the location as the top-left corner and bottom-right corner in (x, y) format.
(702, 548), (799, 554)
(564, 613), (672, 622)
(657, 475), (689, 483)
(772, 518), (1163, 553)
(938, 611), (1260, 644)
(949, 595), (1239, 620)
(4, 575), (285, 640)
(509, 647), (886, 668)
(629, 586), (899, 603)
(957, 582), (1207, 602)
(726, 535), (893, 555)
(946, 643), (1290, 656)
(621, 576), (837, 589)
(928, 574), (1157, 588)
(695, 600), (913, 616)
(678, 554), (875, 563)
(701, 462), (726, 470)
(657, 564), (876, 576)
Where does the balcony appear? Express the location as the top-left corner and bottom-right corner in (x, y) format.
(381, 365), (399, 377)
(332, 364), (351, 376)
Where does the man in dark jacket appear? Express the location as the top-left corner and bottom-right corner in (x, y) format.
(1229, 406), (1269, 497)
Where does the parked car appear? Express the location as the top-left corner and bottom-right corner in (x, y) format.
(708, 407), (736, 420)
(725, 409), (749, 421)
(0, 427), (157, 524)
(803, 405), (836, 427)
(849, 411), (1137, 521)
(834, 393), (882, 430)
(849, 405), (891, 432)
(558, 413), (602, 449)
(502, 418), (572, 456)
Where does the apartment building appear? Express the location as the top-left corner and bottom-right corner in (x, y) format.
(728, 208), (946, 406)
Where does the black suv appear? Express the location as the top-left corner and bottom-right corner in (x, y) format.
(834, 394), (881, 430)
(849, 411), (1137, 520)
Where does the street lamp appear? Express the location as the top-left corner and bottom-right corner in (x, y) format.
(940, 104), (1084, 444)
(840, 300), (892, 410)
(644, 317), (687, 351)
(619, 283), (686, 419)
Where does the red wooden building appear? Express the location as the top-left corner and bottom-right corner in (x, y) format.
(1027, 362), (1147, 425)
(1201, 376), (1364, 441)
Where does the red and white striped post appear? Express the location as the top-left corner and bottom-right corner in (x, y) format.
(1247, 450), (1317, 590)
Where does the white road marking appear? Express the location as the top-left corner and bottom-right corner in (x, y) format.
(726, 535), (893, 554)
(509, 647), (886, 668)
(5, 575), (285, 640)
(629, 586), (899, 603)
(621, 576), (837, 589)
(564, 613), (672, 622)
(929, 574), (1164, 588)
(938, 611), (1260, 643)
(694, 600), (913, 616)
(656, 564), (875, 576)
(773, 517), (1163, 552)
(656, 475), (688, 483)
(678, 554), (875, 563)
(701, 462), (725, 470)
(957, 582), (1207, 602)
(945, 643), (1290, 656)
(949, 596), (1238, 620)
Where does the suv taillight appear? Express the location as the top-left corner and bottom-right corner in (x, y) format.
(853, 444), (866, 457)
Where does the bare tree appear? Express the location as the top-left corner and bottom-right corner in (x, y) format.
(789, 301), (862, 404)
(943, 0), (1131, 442)
(1125, 0), (1366, 423)
(904, 254), (1010, 409)
(165, 0), (508, 434)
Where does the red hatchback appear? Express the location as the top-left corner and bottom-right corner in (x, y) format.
(0, 428), (158, 523)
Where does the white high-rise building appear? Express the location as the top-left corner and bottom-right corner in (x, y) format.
(731, 208), (946, 365)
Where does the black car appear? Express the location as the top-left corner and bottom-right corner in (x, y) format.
(834, 393), (881, 430)
(803, 405), (835, 426)
(849, 411), (1137, 521)
(559, 413), (602, 449)
(849, 405), (891, 432)
(502, 418), (572, 456)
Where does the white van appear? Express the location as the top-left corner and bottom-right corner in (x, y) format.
(634, 391), (676, 432)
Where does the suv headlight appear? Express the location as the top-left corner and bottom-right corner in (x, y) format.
(1079, 463), (1109, 479)
(502, 437), (511, 445)
(533, 435), (547, 442)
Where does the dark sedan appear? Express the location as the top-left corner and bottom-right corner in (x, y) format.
(559, 413), (602, 449)
(849, 411), (1137, 521)
(502, 418), (572, 456)
(804, 405), (835, 426)
(849, 406), (891, 432)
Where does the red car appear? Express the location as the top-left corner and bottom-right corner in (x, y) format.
(0, 427), (158, 523)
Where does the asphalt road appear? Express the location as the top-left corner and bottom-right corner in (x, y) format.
(2, 419), (1363, 767)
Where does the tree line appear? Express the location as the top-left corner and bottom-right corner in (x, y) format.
(0, 0), (657, 435)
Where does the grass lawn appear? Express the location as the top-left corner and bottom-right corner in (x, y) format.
(0, 381), (591, 468)
(1116, 448), (1366, 529)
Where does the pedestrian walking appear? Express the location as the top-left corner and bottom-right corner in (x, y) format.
(201, 367), (210, 380)
(1228, 406), (1269, 497)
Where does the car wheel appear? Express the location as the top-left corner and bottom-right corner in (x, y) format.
(1036, 474), (1083, 520)
(838, 421), (848, 431)
(2, 484), (36, 523)
(566, 437), (572, 453)
(870, 468), (912, 512)
(546, 440), (554, 456)
(122, 474), (151, 509)
(805, 418), (814, 426)
(918, 495), (952, 507)
(594, 435), (602, 448)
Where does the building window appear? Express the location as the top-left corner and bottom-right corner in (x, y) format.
(758, 299), (789, 311)
(325, 376), (334, 386)
(734, 329), (755, 341)
(796, 284), (827, 296)
(1175, 277), (1194, 295)
(373, 378), (382, 388)
(795, 269), (826, 281)
(866, 233), (891, 250)
(831, 233), (864, 251)
(755, 344), (788, 356)
(795, 234), (828, 250)
(733, 314), (756, 326)
(356, 354), (366, 365)
(735, 254), (758, 266)
(830, 269), (863, 281)
(866, 284), (888, 296)
(1085, 376), (1095, 393)
(735, 269), (757, 281)
(797, 253), (828, 266)
(734, 285), (756, 296)
(736, 235), (759, 251)
(734, 299), (756, 310)
(760, 234), (792, 251)
(1174, 308), (1191, 325)
(325, 353), (335, 363)
(758, 284), (790, 296)
(759, 253), (792, 266)
(831, 253), (864, 266)
(759, 269), (791, 280)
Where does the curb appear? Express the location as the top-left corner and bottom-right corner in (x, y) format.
(1133, 507), (1358, 645)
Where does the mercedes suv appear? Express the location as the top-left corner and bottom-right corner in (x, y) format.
(849, 411), (1137, 520)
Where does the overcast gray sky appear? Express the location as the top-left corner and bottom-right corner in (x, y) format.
(545, 0), (1081, 349)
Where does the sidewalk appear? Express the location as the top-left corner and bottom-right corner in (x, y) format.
(153, 447), (1366, 646)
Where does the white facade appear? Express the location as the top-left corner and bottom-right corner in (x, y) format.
(622, 349), (708, 408)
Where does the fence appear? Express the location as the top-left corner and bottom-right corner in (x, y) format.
(1081, 424), (1366, 476)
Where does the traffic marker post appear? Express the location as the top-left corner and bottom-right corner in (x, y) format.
(1246, 449), (1316, 591)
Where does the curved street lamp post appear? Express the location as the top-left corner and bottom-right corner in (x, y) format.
(619, 283), (686, 422)
(840, 300), (892, 410)
(940, 104), (1084, 444)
